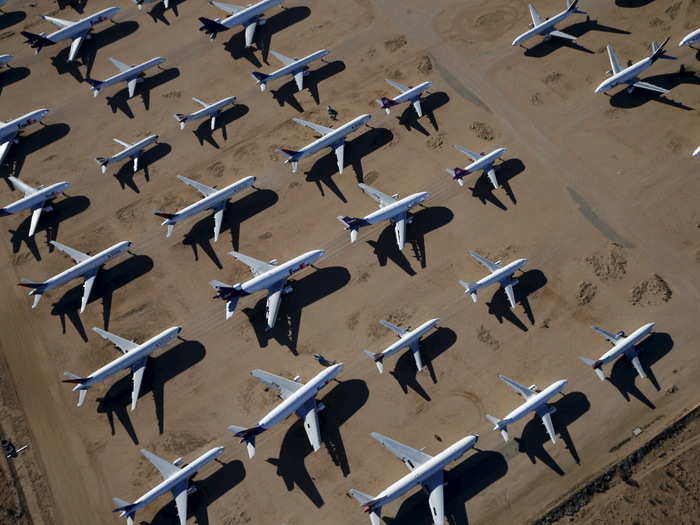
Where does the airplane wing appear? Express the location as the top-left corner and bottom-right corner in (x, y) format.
(454, 145), (481, 162)
(92, 327), (139, 353)
(192, 96), (209, 108)
(592, 326), (623, 344)
(528, 4), (544, 26)
(358, 183), (396, 208)
(296, 398), (321, 451)
(631, 81), (668, 94)
(209, 1), (245, 14)
(50, 240), (90, 263)
(292, 117), (334, 136)
(394, 212), (406, 250)
(410, 340), (423, 371)
(385, 78), (411, 93)
(244, 20), (257, 48)
(265, 281), (284, 329)
(0, 140), (12, 166)
(334, 141), (345, 172)
(629, 355), (646, 378)
(412, 99), (423, 118)
(42, 15), (73, 29)
(607, 45), (623, 75)
(141, 448), (181, 479)
(424, 471), (445, 525)
(468, 251), (501, 272)
(81, 270), (97, 313)
(113, 138), (132, 149)
(176, 175), (216, 197)
(504, 282), (517, 309)
(212, 205), (225, 242)
(549, 30), (577, 41)
(229, 251), (275, 276)
(109, 57), (133, 73)
(498, 375), (536, 400)
(171, 481), (188, 525)
(536, 406), (557, 443)
(28, 208), (43, 237)
(371, 432), (433, 471)
(9, 176), (37, 196)
(251, 369), (304, 400)
(486, 168), (499, 189)
(127, 78), (138, 99)
(269, 49), (296, 66)
(379, 319), (407, 337)
(68, 35), (86, 62)
(130, 357), (147, 410)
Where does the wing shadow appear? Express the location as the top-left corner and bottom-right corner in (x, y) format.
(609, 68), (699, 110)
(485, 269), (547, 331)
(111, 142), (172, 193)
(270, 60), (346, 112)
(0, 11), (26, 30)
(396, 91), (450, 135)
(192, 104), (249, 148)
(1, 123), (70, 177)
(0, 66), (30, 94)
(104, 67), (180, 117)
(468, 158), (525, 210)
(79, 21), (140, 78)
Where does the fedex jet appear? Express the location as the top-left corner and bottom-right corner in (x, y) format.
(87, 56), (166, 98)
(63, 326), (182, 410)
(595, 37), (673, 94)
(350, 432), (479, 525)
(0, 108), (50, 166)
(679, 28), (700, 48)
(228, 363), (343, 458)
(363, 318), (439, 373)
(486, 375), (567, 444)
(512, 0), (586, 47)
(251, 48), (329, 92)
(199, 0), (284, 44)
(459, 251), (527, 309)
(173, 95), (238, 130)
(580, 323), (655, 380)
(337, 183), (430, 250)
(376, 79), (432, 118)
(210, 249), (325, 328)
(112, 447), (224, 525)
(0, 176), (70, 237)
(95, 135), (158, 174)
(21, 7), (120, 62)
(277, 114), (371, 173)
(154, 175), (256, 241)
(446, 145), (507, 189)
(18, 240), (131, 312)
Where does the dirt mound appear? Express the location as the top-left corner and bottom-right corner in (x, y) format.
(470, 121), (495, 141)
(576, 281), (597, 305)
(476, 325), (500, 350)
(585, 243), (627, 280)
(629, 274), (672, 306)
(384, 35), (407, 52)
(417, 55), (433, 75)
(426, 133), (446, 150)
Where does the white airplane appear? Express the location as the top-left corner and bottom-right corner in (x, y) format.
(87, 56), (166, 98)
(63, 326), (182, 410)
(580, 323), (655, 380)
(693, 145), (700, 157)
(511, 0), (586, 47)
(132, 0), (169, 11)
(349, 432), (479, 525)
(459, 251), (527, 310)
(0, 176), (70, 237)
(199, 0), (283, 44)
(446, 145), (507, 189)
(154, 175), (256, 241)
(679, 28), (700, 48)
(228, 363), (343, 458)
(0, 108), (50, 166)
(376, 79), (432, 117)
(364, 318), (439, 373)
(337, 183), (430, 250)
(21, 7), (120, 62)
(113, 446), (224, 525)
(278, 113), (371, 173)
(251, 49), (329, 92)
(210, 249), (325, 328)
(18, 240), (132, 312)
(0, 54), (13, 67)
(95, 135), (158, 174)
(173, 96), (238, 130)
(595, 37), (672, 94)
(486, 375), (568, 444)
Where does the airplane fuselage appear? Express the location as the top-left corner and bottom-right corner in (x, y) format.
(266, 49), (329, 83)
(363, 192), (430, 225)
(0, 109), (50, 143)
(166, 176), (256, 224)
(240, 249), (325, 294)
(94, 57), (166, 93)
(595, 57), (653, 93)
(45, 7), (120, 43)
(186, 96), (238, 121)
(1, 181), (69, 214)
(220, 0), (282, 29)
(598, 323), (655, 365)
(503, 380), (567, 424)
(392, 81), (432, 104)
(106, 135), (158, 164)
(464, 147), (507, 173)
(512, 8), (572, 46)
(297, 114), (371, 159)
(475, 258), (527, 290)
(680, 28), (700, 47)
(376, 318), (439, 360)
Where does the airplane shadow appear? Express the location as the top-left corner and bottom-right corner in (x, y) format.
(0, 66), (30, 94)
(396, 91), (450, 136)
(485, 269), (547, 331)
(270, 60), (346, 112)
(242, 266), (351, 353)
(192, 104), (250, 148)
(367, 206), (454, 276)
(514, 391), (590, 476)
(103, 67), (181, 118)
(468, 158), (525, 211)
(80, 21), (140, 79)
(1, 123), (71, 177)
(0, 11), (26, 30)
(386, 449), (508, 525)
(182, 188), (279, 268)
(96, 339), (206, 444)
(266, 378), (369, 507)
(606, 332), (674, 409)
(147, 0), (185, 25)
(8, 195), (90, 261)
(615, 0), (655, 7)
(304, 127), (394, 202)
(57, 0), (87, 12)
(389, 327), (458, 401)
(49, 254), (154, 340)
(609, 68), (700, 110)
(146, 458), (245, 525)
(112, 142), (172, 193)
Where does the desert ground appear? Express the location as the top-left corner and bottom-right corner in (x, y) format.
(0, 0), (698, 523)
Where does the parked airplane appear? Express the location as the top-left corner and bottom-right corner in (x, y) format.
(0, 177), (70, 237)
(278, 113), (371, 173)
(63, 326), (182, 410)
(228, 363), (343, 458)
(459, 251), (527, 309)
(0, 108), (50, 166)
(350, 432), (479, 525)
(486, 375), (567, 444)
(173, 96), (238, 130)
(580, 323), (655, 380)
(21, 7), (120, 62)
(337, 183), (429, 250)
(364, 318), (439, 373)
(251, 49), (329, 92)
(0, 54), (13, 67)
(18, 240), (131, 312)
(87, 56), (166, 98)
(679, 28), (700, 48)
(377, 79), (432, 117)
(694, 145), (700, 157)
(446, 145), (507, 189)
(132, 0), (169, 10)
(512, 0), (586, 47)
(210, 249), (325, 328)
(113, 446), (224, 525)
(595, 37), (673, 94)
(199, 0), (283, 44)
(154, 175), (256, 241)
(95, 135), (158, 174)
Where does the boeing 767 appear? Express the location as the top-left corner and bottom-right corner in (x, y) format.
(0, 176), (70, 237)
(580, 322), (655, 380)
(363, 318), (439, 373)
(459, 251), (527, 309)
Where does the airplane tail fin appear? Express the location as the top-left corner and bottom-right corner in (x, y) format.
(112, 497), (137, 522)
(376, 97), (398, 114)
(199, 17), (228, 39)
(228, 425), (264, 458)
(84, 78), (103, 96)
(251, 71), (269, 91)
(458, 280), (479, 302)
(94, 156), (109, 173)
(363, 350), (384, 373)
(447, 167), (467, 185)
(21, 31), (54, 53)
(579, 356), (606, 380)
(276, 148), (301, 172)
(210, 280), (244, 319)
(173, 113), (189, 129)
(18, 279), (45, 307)
(349, 490), (382, 525)
(486, 414), (509, 441)
(153, 210), (177, 231)
(63, 373), (91, 406)
(650, 36), (674, 61)
(337, 216), (368, 242)
(566, 0), (586, 14)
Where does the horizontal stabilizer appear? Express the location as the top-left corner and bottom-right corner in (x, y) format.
(112, 497), (137, 515)
(277, 148), (300, 159)
(251, 71), (269, 87)
(18, 278), (43, 289)
(349, 488), (376, 505)
(153, 210), (176, 220)
(21, 31), (54, 51)
(363, 350), (384, 373)
(579, 356), (606, 380)
(228, 425), (264, 458)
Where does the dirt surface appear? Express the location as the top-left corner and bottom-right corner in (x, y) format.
(0, 0), (698, 524)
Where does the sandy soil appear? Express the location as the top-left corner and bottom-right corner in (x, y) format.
(0, 0), (698, 524)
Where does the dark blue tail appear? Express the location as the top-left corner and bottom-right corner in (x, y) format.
(21, 32), (54, 52)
